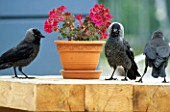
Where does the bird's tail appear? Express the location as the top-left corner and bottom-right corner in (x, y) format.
(127, 61), (141, 80)
(152, 65), (166, 78)
(152, 67), (160, 78)
(0, 59), (12, 70)
(152, 57), (167, 78)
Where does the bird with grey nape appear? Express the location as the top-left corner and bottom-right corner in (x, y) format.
(0, 28), (45, 79)
(136, 30), (170, 83)
(105, 22), (140, 81)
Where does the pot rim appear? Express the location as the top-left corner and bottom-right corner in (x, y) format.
(54, 40), (106, 45)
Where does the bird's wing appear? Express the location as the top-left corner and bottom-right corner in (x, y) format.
(123, 39), (141, 78)
(0, 43), (34, 63)
(156, 46), (170, 58)
(144, 43), (156, 60)
(105, 41), (112, 58)
(123, 39), (135, 60)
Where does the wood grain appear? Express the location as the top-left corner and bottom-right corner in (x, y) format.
(0, 81), (35, 111)
(85, 84), (133, 111)
(36, 84), (85, 111)
(134, 85), (170, 112)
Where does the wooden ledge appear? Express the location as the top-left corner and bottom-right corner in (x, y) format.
(0, 76), (170, 112)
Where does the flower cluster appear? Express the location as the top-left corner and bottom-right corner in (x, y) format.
(44, 4), (113, 41)
(89, 4), (112, 39)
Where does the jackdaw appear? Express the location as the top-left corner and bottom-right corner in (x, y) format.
(0, 28), (45, 79)
(136, 30), (170, 83)
(105, 22), (140, 81)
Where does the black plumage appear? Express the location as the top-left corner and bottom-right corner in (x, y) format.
(105, 22), (140, 81)
(0, 28), (45, 79)
(137, 30), (170, 83)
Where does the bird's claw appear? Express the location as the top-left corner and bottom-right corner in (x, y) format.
(105, 77), (118, 80)
(121, 78), (128, 81)
(162, 80), (169, 83)
(12, 76), (35, 79)
(136, 79), (143, 83)
(26, 77), (35, 79)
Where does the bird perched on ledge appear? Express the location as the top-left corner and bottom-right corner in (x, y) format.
(105, 22), (140, 81)
(0, 28), (45, 79)
(136, 30), (170, 83)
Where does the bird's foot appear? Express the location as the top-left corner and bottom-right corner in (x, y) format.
(162, 78), (169, 83)
(121, 77), (128, 81)
(162, 80), (169, 83)
(26, 77), (35, 79)
(12, 76), (35, 79)
(105, 77), (118, 80)
(136, 79), (143, 83)
(12, 76), (23, 79)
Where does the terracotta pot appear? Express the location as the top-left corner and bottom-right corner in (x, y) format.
(54, 41), (105, 79)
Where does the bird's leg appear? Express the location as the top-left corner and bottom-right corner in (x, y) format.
(162, 77), (169, 83)
(161, 63), (169, 83)
(136, 65), (148, 83)
(12, 67), (18, 78)
(105, 66), (118, 80)
(121, 68), (128, 81)
(18, 67), (35, 79)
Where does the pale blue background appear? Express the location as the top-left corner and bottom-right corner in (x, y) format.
(0, 0), (97, 75)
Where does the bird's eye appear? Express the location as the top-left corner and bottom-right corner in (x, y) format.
(113, 29), (118, 32)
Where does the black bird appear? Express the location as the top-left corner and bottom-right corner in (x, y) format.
(105, 22), (140, 81)
(0, 28), (45, 79)
(136, 30), (170, 83)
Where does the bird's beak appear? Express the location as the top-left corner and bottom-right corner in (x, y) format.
(39, 34), (45, 38)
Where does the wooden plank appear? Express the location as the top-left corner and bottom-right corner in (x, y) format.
(85, 84), (133, 111)
(0, 81), (36, 111)
(134, 85), (170, 112)
(36, 84), (85, 111)
(0, 76), (170, 111)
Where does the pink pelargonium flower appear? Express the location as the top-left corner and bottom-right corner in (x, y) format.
(60, 6), (67, 12)
(57, 5), (67, 14)
(93, 4), (101, 12)
(99, 4), (104, 9)
(100, 33), (108, 40)
(95, 21), (103, 27)
(91, 14), (103, 27)
(89, 11), (94, 19)
(104, 13), (113, 20)
(90, 4), (105, 15)
(76, 14), (82, 21)
(51, 19), (58, 27)
(104, 8), (110, 13)
(58, 16), (65, 21)
(90, 8), (94, 14)
(48, 9), (56, 19)
(76, 14), (82, 25)
(104, 21), (112, 27)
(104, 8), (112, 20)
(44, 19), (52, 33)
